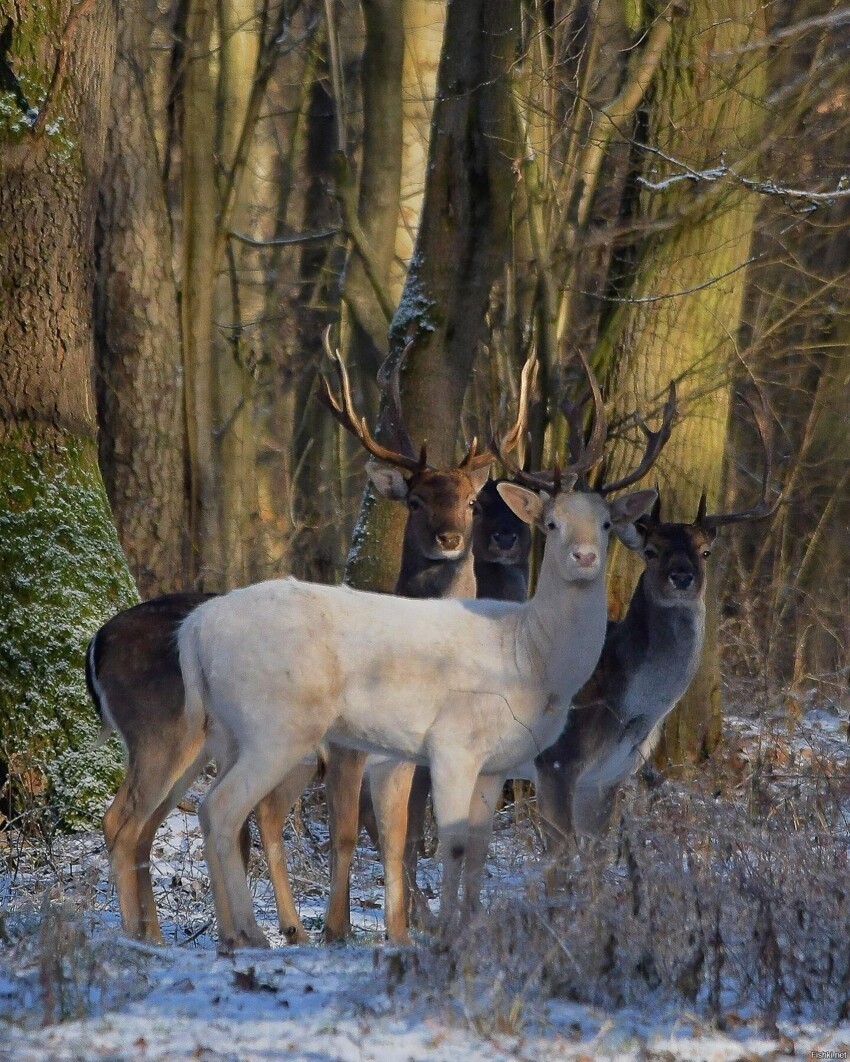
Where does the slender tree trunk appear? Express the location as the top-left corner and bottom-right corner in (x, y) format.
(181, 0), (221, 587)
(345, 0), (521, 593)
(0, 0), (138, 827)
(391, 0), (445, 298)
(94, 0), (187, 597)
(597, 0), (767, 765)
(213, 0), (263, 587)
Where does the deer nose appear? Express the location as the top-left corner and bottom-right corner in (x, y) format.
(491, 531), (518, 550)
(436, 532), (463, 552)
(572, 548), (598, 569)
(669, 570), (694, 589)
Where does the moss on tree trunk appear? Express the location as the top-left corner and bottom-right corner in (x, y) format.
(0, 429), (137, 829)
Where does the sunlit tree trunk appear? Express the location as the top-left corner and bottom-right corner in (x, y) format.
(95, 0), (187, 597)
(181, 0), (221, 586)
(0, 0), (138, 826)
(214, 0), (264, 587)
(597, 0), (767, 765)
(391, 0), (445, 297)
(345, 0), (521, 593)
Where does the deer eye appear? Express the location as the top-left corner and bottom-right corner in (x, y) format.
(545, 520), (557, 532)
(469, 498), (477, 509)
(602, 520), (611, 531)
(408, 496), (423, 511)
(701, 549), (712, 558)
(644, 545), (658, 559)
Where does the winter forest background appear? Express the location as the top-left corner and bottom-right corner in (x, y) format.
(1, 0), (849, 1054)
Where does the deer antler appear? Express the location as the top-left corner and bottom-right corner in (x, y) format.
(493, 350), (606, 494)
(317, 327), (426, 473)
(696, 384), (781, 530)
(597, 381), (677, 496)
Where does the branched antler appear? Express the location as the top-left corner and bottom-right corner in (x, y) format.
(597, 382), (677, 496)
(696, 384), (781, 529)
(317, 327), (425, 473)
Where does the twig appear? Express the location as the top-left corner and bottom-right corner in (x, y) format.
(332, 151), (396, 324)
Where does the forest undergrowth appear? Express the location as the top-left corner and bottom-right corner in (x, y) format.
(0, 675), (848, 1037)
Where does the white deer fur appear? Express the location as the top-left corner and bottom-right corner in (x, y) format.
(179, 485), (655, 948)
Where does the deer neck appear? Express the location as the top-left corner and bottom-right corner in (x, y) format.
(473, 557), (529, 603)
(606, 573), (706, 710)
(395, 536), (476, 599)
(516, 551), (608, 699)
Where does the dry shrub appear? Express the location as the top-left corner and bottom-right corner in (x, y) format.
(411, 741), (850, 1028)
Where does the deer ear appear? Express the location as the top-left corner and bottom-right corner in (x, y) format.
(608, 488), (658, 527)
(469, 463), (492, 494)
(366, 461), (409, 501)
(612, 522), (646, 552)
(496, 482), (546, 525)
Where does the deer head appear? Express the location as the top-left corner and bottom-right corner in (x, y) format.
(317, 328), (492, 566)
(492, 352), (661, 585)
(615, 384), (781, 605)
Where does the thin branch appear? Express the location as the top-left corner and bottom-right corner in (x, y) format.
(332, 151), (396, 324)
(572, 6), (679, 230)
(228, 227), (339, 247)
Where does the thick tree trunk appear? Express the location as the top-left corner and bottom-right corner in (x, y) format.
(596, 0), (767, 765)
(0, 0), (138, 827)
(345, 0), (521, 593)
(94, 0), (187, 597)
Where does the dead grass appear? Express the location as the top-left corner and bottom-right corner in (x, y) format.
(410, 718), (850, 1030)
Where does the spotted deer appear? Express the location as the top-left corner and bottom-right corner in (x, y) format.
(177, 353), (665, 950)
(533, 387), (779, 885)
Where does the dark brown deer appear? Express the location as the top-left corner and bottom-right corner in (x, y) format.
(315, 331), (493, 943)
(86, 593), (315, 943)
(534, 388), (780, 884)
(472, 478), (532, 603)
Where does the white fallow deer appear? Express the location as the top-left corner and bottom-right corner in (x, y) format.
(532, 386), (780, 885)
(178, 354), (660, 950)
(320, 352), (537, 944)
(86, 593), (316, 944)
(313, 332), (493, 943)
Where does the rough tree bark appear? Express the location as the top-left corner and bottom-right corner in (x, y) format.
(0, 0), (138, 827)
(345, 0), (521, 593)
(596, 0), (767, 765)
(94, 0), (187, 597)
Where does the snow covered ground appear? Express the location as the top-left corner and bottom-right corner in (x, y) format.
(1, 704), (848, 1061)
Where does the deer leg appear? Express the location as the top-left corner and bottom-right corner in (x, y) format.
(104, 725), (206, 942)
(462, 772), (504, 913)
(323, 746), (367, 943)
(254, 762), (315, 944)
(535, 758), (578, 897)
(368, 759), (416, 945)
(132, 741), (208, 943)
(103, 780), (147, 940)
(200, 742), (313, 952)
(428, 753), (480, 933)
(403, 765), (434, 930)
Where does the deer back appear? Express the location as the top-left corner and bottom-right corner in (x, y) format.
(86, 592), (216, 747)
